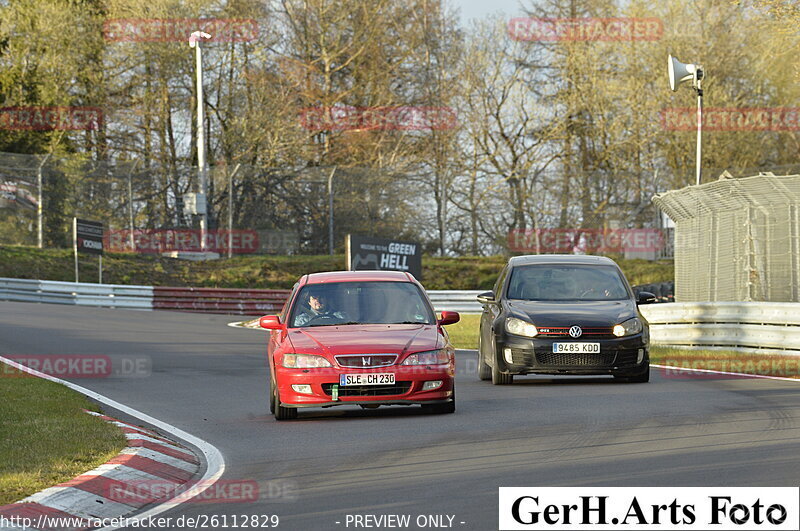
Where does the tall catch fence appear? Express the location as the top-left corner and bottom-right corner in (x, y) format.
(653, 173), (800, 302)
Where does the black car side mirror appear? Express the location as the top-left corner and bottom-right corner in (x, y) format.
(637, 291), (657, 305)
(477, 291), (495, 304)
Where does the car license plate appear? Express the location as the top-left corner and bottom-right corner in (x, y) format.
(552, 342), (600, 353)
(339, 373), (396, 386)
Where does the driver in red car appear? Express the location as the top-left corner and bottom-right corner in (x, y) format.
(294, 292), (347, 326)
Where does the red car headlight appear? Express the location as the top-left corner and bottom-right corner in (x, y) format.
(282, 353), (332, 368)
(401, 349), (451, 366)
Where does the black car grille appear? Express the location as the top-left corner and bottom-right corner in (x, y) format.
(321, 382), (412, 397)
(510, 348), (640, 368)
(536, 350), (616, 367)
(613, 350), (640, 367)
(536, 327), (616, 339)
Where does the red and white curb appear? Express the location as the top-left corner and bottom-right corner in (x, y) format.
(0, 355), (226, 531)
(0, 412), (200, 531)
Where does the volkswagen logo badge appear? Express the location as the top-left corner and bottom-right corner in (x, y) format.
(569, 325), (582, 338)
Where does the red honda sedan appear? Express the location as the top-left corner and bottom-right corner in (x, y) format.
(259, 271), (460, 420)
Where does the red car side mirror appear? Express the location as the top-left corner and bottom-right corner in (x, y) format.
(438, 311), (460, 326)
(259, 315), (283, 330)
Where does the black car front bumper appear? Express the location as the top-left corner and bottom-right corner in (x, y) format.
(495, 333), (649, 376)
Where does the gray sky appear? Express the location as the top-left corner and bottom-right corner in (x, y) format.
(454, 0), (527, 25)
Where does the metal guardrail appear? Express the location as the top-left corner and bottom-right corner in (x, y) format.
(152, 287), (289, 316)
(0, 277), (153, 309)
(3, 277), (797, 353)
(0, 278), (481, 315)
(639, 302), (800, 353)
(427, 290), (483, 314)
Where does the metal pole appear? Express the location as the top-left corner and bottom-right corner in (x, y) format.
(127, 159), (140, 252)
(695, 86), (703, 186)
(327, 167), (336, 255)
(73, 217), (79, 283)
(36, 153), (52, 248)
(228, 163), (241, 259)
(192, 33), (209, 251)
(99, 255), (102, 284)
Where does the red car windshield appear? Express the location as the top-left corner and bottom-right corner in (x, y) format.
(288, 281), (436, 327)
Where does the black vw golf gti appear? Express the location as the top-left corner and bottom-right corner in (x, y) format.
(477, 255), (656, 384)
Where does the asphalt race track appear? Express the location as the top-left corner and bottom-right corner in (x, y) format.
(3, 300), (800, 530)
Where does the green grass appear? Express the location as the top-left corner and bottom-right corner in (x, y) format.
(0, 370), (126, 505)
(0, 245), (673, 290)
(446, 314), (481, 349)
(649, 346), (800, 378)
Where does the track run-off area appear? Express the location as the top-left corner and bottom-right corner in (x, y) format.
(2, 300), (800, 531)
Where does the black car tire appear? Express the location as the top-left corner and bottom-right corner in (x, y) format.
(614, 362), (650, 383)
(274, 389), (298, 420)
(491, 337), (513, 385)
(492, 364), (513, 385)
(477, 335), (491, 381)
(422, 388), (455, 414)
(269, 378), (276, 414)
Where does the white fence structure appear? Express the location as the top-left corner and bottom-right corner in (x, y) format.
(0, 278), (153, 309)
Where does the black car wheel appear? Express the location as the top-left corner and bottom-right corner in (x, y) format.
(422, 388), (455, 414)
(274, 388), (298, 420)
(269, 378), (276, 414)
(614, 362), (650, 383)
(477, 334), (491, 381)
(490, 335), (513, 385)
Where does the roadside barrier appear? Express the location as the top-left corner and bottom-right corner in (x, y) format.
(5, 277), (797, 353)
(640, 302), (800, 353)
(152, 287), (288, 315)
(0, 277), (153, 309)
(0, 278), (481, 315)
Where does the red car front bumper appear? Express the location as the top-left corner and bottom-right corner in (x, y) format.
(275, 364), (455, 408)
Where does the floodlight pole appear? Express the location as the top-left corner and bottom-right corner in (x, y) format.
(127, 159), (141, 251)
(327, 167), (336, 255)
(190, 31), (211, 251)
(36, 153), (52, 248)
(227, 163), (241, 259)
(695, 80), (703, 186)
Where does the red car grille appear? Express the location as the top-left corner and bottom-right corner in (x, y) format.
(335, 354), (397, 368)
(321, 382), (412, 397)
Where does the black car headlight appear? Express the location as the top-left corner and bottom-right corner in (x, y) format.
(505, 317), (538, 338)
(613, 317), (642, 337)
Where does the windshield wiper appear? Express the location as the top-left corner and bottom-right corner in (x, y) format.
(397, 321), (430, 324)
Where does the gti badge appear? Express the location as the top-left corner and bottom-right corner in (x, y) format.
(569, 325), (582, 338)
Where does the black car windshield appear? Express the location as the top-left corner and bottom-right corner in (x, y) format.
(289, 281), (436, 327)
(506, 264), (629, 301)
